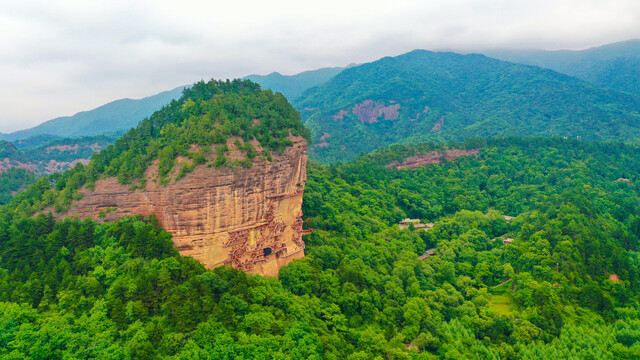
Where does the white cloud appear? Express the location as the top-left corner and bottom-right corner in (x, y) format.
(0, 0), (638, 132)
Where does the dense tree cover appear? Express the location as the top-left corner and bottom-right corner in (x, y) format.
(571, 57), (640, 99)
(13, 134), (63, 149)
(0, 168), (38, 205)
(1, 137), (640, 358)
(5, 79), (311, 216)
(0, 136), (115, 180)
(484, 39), (640, 97)
(0, 141), (31, 164)
(294, 50), (640, 163)
(90, 79), (309, 184)
(0, 136), (115, 206)
(22, 135), (115, 165)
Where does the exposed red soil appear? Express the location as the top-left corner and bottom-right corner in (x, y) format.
(46, 144), (79, 153)
(332, 109), (349, 121)
(431, 115), (445, 131)
(386, 148), (480, 170)
(332, 100), (402, 124)
(315, 132), (331, 149)
(44, 159), (90, 174)
(352, 100), (400, 124)
(0, 158), (38, 173)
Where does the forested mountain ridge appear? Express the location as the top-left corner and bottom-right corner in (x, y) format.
(295, 49), (640, 163)
(244, 66), (347, 101)
(4, 39), (637, 148)
(483, 39), (640, 96)
(0, 136), (116, 175)
(1, 137), (640, 358)
(0, 141), (40, 204)
(0, 141), (32, 166)
(4, 79), (311, 276)
(24, 135), (115, 173)
(0, 86), (186, 141)
(2, 44), (640, 358)
(0, 135), (117, 206)
(7, 79), (310, 218)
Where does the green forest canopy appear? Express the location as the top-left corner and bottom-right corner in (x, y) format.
(295, 50), (640, 163)
(0, 137), (639, 359)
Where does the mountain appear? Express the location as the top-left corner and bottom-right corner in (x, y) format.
(483, 39), (640, 96)
(0, 135), (116, 176)
(294, 50), (640, 163)
(244, 66), (346, 100)
(2, 136), (640, 358)
(13, 134), (62, 149)
(10, 79), (310, 276)
(22, 135), (117, 174)
(3, 66), (344, 144)
(1, 85), (187, 141)
(0, 140), (38, 175)
(0, 135), (118, 206)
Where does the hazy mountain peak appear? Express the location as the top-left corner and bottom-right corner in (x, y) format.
(1, 86), (187, 142)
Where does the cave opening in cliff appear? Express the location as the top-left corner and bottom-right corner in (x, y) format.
(263, 247), (273, 256)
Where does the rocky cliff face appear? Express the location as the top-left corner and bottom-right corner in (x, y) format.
(57, 136), (307, 277)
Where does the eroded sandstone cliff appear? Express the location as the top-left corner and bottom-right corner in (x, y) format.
(56, 136), (307, 277)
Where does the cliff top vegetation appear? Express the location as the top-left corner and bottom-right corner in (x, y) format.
(7, 79), (310, 216)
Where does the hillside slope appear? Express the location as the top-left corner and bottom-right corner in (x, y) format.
(295, 50), (640, 163)
(483, 39), (640, 96)
(244, 66), (345, 100)
(1, 86), (187, 141)
(0, 136), (115, 175)
(10, 79), (311, 276)
(2, 137), (640, 358)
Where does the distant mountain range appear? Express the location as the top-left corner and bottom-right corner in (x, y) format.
(243, 66), (347, 100)
(247, 40), (640, 102)
(2, 40), (639, 165)
(0, 67), (345, 143)
(0, 86), (187, 142)
(482, 39), (640, 96)
(295, 50), (640, 163)
(0, 135), (116, 175)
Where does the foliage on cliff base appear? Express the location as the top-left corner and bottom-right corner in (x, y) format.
(0, 168), (38, 205)
(1, 138), (640, 358)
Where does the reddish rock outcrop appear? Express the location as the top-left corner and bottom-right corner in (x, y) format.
(45, 159), (90, 174)
(431, 115), (445, 131)
(386, 148), (480, 170)
(332, 109), (349, 121)
(352, 100), (400, 124)
(55, 136), (308, 277)
(0, 158), (38, 173)
(46, 142), (102, 154)
(332, 100), (402, 124)
(46, 144), (80, 152)
(315, 132), (331, 149)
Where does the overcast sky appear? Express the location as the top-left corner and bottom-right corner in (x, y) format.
(0, 0), (638, 133)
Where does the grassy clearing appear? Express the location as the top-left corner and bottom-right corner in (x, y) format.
(489, 279), (517, 315)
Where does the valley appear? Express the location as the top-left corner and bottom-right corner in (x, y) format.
(1, 40), (640, 359)
(2, 135), (640, 358)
